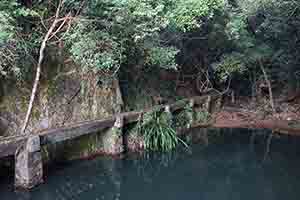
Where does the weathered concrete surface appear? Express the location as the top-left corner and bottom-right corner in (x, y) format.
(40, 116), (126, 162)
(15, 136), (43, 189)
(41, 131), (106, 162)
(102, 116), (124, 155)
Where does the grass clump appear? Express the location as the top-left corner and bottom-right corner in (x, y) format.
(138, 109), (188, 152)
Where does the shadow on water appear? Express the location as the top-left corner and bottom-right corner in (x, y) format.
(1, 128), (300, 200)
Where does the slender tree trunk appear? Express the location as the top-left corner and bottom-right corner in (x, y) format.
(21, 2), (64, 134)
(259, 60), (275, 113)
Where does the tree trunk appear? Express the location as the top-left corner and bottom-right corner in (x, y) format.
(259, 60), (275, 113)
(21, 1), (65, 134)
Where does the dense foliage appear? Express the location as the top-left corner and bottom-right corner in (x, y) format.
(0, 0), (23, 77)
(1, 0), (300, 96)
(217, 0), (300, 92)
(65, 0), (225, 76)
(0, 0), (225, 78)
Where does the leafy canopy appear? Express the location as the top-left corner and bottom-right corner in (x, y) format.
(65, 0), (224, 75)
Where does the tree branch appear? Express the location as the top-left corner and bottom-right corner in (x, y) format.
(259, 60), (275, 113)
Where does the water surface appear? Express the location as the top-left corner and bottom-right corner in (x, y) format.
(1, 129), (300, 200)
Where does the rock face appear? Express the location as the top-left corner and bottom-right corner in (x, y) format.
(0, 61), (123, 137)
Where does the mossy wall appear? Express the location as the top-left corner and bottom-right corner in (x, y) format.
(42, 127), (124, 162)
(42, 131), (106, 162)
(0, 59), (122, 137)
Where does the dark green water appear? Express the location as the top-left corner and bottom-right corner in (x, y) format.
(1, 129), (300, 200)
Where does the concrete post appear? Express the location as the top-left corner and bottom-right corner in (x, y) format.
(15, 135), (43, 189)
(187, 99), (195, 128)
(205, 95), (212, 112)
(103, 116), (124, 155)
(164, 105), (173, 121)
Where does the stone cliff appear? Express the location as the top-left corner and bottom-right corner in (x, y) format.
(0, 60), (123, 137)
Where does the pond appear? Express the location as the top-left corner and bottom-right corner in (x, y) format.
(1, 129), (300, 200)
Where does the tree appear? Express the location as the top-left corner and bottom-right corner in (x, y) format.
(65, 0), (225, 77)
(21, 0), (75, 134)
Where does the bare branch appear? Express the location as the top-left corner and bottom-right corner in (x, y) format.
(48, 13), (72, 41)
(259, 60), (275, 113)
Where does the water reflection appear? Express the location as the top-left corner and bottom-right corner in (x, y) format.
(0, 157), (122, 200)
(1, 129), (300, 200)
